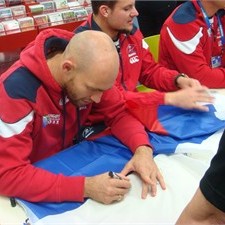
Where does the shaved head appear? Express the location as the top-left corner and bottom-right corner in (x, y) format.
(64, 30), (119, 81)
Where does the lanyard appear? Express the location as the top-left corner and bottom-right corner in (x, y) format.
(217, 14), (225, 46)
(198, 0), (225, 46)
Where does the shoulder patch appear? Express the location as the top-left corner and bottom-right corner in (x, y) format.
(75, 18), (101, 34)
(4, 67), (41, 102)
(74, 24), (90, 33)
(172, 2), (196, 24)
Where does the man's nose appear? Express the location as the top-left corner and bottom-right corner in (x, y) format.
(131, 7), (139, 17)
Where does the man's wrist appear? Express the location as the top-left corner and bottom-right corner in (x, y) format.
(136, 145), (153, 155)
(174, 73), (189, 87)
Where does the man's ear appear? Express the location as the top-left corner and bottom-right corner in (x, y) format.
(62, 60), (74, 73)
(99, 5), (109, 17)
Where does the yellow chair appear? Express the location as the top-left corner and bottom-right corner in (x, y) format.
(136, 84), (153, 92)
(136, 34), (160, 92)
(144, 34), (160, 62)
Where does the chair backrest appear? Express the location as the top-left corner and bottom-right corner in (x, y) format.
(137, 34), (160, 92)
(144, 34), (160, 62)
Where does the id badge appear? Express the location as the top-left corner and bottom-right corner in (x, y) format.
(211, 55), (222, 68)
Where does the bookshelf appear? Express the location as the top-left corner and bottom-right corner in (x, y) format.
(0, 0), (90, 73)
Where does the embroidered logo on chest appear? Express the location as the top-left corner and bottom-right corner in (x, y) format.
(43, 114), (60, 127)
(127, 44), (139, 64)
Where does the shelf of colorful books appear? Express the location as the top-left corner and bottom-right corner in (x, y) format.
(0, 0), (90, 74)
(38, 18), (83, 32)
(0, 16), (85, 52)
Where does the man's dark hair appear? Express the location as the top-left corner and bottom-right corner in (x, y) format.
(91, 0), (117, 15)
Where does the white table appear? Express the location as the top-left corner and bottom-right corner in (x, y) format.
(0, 196), (27, 225)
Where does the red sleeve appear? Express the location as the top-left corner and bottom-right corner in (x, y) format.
(92, 86), (152, 153)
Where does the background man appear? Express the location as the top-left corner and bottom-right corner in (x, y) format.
(159, 0), (225, 88)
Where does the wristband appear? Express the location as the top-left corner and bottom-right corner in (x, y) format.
(174, 73), (188, 87)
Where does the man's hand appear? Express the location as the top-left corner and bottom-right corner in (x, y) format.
(175, 75), (201, 89)
(120, 146), (166, 199)
(84, 172), (131, 204)
(165, 86), (214, 111)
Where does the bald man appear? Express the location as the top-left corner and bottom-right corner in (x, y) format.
(0, 29), (153, 204)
